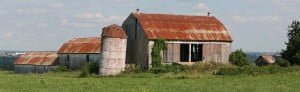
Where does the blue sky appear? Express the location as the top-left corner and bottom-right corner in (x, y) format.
(0, 0), (299, 52)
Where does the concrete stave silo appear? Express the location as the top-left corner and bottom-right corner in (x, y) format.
(99, 24), (127, 76)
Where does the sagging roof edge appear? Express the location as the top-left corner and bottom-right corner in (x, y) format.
(148, 39), (233, 43)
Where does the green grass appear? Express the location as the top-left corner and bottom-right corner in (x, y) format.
(0, 70), (300, 92)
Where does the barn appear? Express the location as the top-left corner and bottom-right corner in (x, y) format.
(14, 52), (58, 74)
(255, 55), (276, 66)
(122, 12), (233, 68)
(57, 37), (101, 70)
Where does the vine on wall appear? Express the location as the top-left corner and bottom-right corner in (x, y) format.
(151, 39), (166, 68)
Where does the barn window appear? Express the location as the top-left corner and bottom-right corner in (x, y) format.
(67, 55), (70, 61)
(180, 44), (189, 62)
(191, 44), (203, 62)
(86, 55), (90, 62)
(180, 44), (203, 62)
(135, 19), (138, 39)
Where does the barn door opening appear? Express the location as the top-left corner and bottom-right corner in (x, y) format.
(191, 44), (203, 62)
(180, 44), (189, 62)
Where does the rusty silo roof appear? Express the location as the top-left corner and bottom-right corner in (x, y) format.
(14, 52), (58, 65)
(102, 24), (127, 38)
(58, 37), (101, 54)
(131, 13), (233, 42)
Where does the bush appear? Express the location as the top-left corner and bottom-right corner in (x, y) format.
(79, 63), (89, 78)
(148, 62), (228, 74)
(88, 62), (99, 74)
(216, 65), (286, 76)
(52, 66), (70, 72)
(229, 49), (250, 66)
(123, 64), (146, 74)
(263, 65), (281, 74)
(149, 63), (187, 74)
(185, 62), (225, 74)
(276, 58), (290, 67)
(216, 67), (242, 76)
(79, 62), (99, 77)
(150, 67), (168, 74)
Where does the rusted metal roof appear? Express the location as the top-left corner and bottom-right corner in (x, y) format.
(131, 13), (233, 42)
(14, 52), (58, 65)
(58, 37), (100, 54)
(102, 24), (127, 39)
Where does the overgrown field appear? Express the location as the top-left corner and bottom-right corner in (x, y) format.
(0, 69), (300, 92)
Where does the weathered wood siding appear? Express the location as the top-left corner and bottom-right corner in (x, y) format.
(203, 44), (222, 62)
(162, 41), (231, 64)
(58, 54), (100, 70)
(122, 14), (149, 68)
(14, 65), (34, 74)
(163, 43), (180, 63)
(14, 65), (56, 74)
(35, 65), (57, 73)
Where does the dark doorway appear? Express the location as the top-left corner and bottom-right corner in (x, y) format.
(180, 44), (189, 62)
(86, 55), (90, 62)
(191, 44), (203, 62)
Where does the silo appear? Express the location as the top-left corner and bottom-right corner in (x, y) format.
(99, 24), (127, 75)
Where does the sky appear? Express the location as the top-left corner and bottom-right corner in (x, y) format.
(0, 0), (299, 52)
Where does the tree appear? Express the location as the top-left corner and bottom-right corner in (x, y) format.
(229, 49), (250, 66)
(282, 20), (300, 65)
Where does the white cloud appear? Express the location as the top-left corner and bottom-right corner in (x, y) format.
(232, 15), (281, 23)
(16, 8), (47, 15)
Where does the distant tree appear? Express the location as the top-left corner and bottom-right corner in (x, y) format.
(282, 20), (300, 65)
(229, 49), (250, 66)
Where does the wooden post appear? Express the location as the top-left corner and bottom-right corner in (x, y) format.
(189, 44), (192, 62)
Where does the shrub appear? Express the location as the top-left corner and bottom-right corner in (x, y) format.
(276, 58), (290, 67)
(187, 62), (224, 73)
(216, 65), (286, 76)
(52, 66), (70, 72)
(79, 63), (89, 78)
(229, 49), (250, 66)
(88, 62), (99, 74)
(123, 64), (145, 74)
(263, 65), (281, 74)
(150, 67), (168, 74)
(216, 67), (242, 76)
(149, 63), (186, 74)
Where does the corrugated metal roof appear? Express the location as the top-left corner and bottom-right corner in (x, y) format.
(102, 24), (127, 38)
(58, 37), (100, 54)
(131, 13), (232, 42)
(14, 52), (58, 65)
